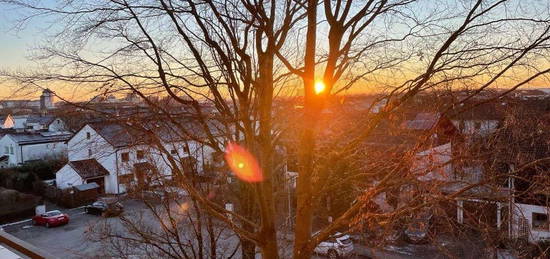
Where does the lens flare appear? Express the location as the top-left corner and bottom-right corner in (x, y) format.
(314, 81), (326, 94)
(224, 142), (263, 183)
(180, 202), (190, 212)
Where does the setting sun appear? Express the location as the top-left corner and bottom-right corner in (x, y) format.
(314, 81), (326, 94)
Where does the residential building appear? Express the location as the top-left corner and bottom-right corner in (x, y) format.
(0, 114), (66, 132)
(0, 131), (72, 167)
(56, 121), (216, 194)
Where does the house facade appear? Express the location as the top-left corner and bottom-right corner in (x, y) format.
(56, 122), (215, 194)
(0, 132), (72, 167)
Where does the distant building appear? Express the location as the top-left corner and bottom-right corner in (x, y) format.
(513, 88), (550, 100)
(0, 114), (66, 132)
(0, 89), (56, 111)
(39, 89), (54, 110)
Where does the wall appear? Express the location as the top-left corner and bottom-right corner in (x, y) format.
(512, 203), (550, 242)
(68, 125), (118, 194)
(67, 124), (217, 194)
(0, 136), (19, 166)
(12, 116), (28, 129)
(55, 164), (84, 189)
(20, 141), (67, 163)
(47, 119), (66, 132)
(452, 119), (499, 137)
(413, 142), (453, 182)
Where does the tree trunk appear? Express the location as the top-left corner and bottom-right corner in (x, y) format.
(242, 239), (256, 259)
(257, 48), (279, 259)
(293, 0), (319, 258)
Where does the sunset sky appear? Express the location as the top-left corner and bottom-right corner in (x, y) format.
(1, 0), (549, 102)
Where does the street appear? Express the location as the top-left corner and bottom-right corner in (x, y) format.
(1, 200), (487, 259)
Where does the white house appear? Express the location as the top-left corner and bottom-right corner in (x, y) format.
(450, 104), (502, 137)
(0, 132), (72, 168)
(56, 121), (216, 194)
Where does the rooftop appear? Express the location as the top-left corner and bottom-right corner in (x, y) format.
(6, 132), (72, 145)
(68, 159), (110, 179)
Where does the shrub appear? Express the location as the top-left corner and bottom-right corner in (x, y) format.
(0, 187), (41, 223)
(0, 159), (65, 193)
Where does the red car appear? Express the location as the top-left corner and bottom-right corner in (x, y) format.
(32, 210), (69, 228)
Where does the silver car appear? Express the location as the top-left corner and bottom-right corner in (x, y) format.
(313, 232), (354, 258)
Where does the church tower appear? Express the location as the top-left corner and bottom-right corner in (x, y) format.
(40, 89), (54, 110)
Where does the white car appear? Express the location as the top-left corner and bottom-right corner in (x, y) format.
(313, 232), (354, 258)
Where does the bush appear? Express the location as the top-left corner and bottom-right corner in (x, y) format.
(0, 159), (65, 193)
(0, 187), (41, 224)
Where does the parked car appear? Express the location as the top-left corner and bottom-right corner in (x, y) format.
(31, 210), (69, 228)
(85, 200), (124, 217)
(313, 232), (354, 258)
(142, 186), (189, 202)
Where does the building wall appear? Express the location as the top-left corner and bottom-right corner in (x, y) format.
(512, 203), (550, 243)
(0, 136), (19, 167)
(68, 125), (119, 193)
(413, 142), (453, 182)
(12, 116), (28, 129)
(56, 164), (84, 189)
(0, 136), (68, 167)
(21, 142), (67, 163)
(47, 119), (66, 132)
(452, 119), (499, 137)
(1, 115), (15, 129)
(66, 124), (217, 194)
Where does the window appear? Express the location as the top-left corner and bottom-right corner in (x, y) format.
(474, 121), (481, 130)
(136, 150), (145, 160)
(88, 149), (92, 157)
(170, 149), (178, 155)
(121, 152), (129, 162)
(9, 146), (14, 155)
(183, 146), (190, 153)
(532, 213), (549, 230)
(4, 146), (8, 154)
(86, 132), (91, 139)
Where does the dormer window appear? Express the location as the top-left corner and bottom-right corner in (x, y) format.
(88, 149), (92, 157)
(86, 132), (91, 139)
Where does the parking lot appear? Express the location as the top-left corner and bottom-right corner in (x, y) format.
(1, 199), (479, 259)
(2, 208), (104, 258)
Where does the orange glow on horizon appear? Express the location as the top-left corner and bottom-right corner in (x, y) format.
(224, 142), (263, 183)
